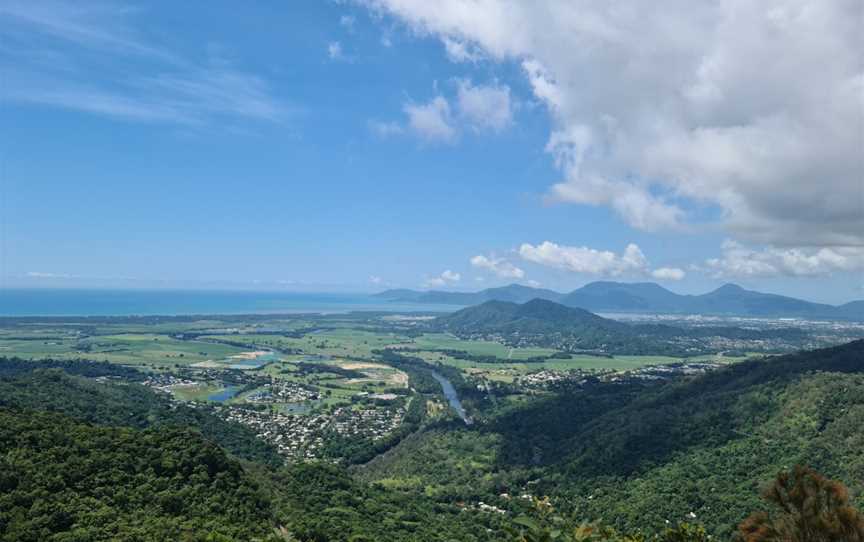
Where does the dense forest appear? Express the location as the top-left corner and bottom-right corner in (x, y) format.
(1, 343), (863, 540)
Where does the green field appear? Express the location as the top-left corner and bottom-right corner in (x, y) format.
(0, 316), (754, 412)
(77, 334), (249, 366)
(411, 333), (559, 359)
(171, 382), (223, 402)
(202, 328), (407, 358)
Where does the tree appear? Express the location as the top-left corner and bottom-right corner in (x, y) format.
(737, 465), (864, 541)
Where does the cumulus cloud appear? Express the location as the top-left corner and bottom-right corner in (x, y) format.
(423, 269), (461, 288)
(518, 240), (684, 280)
(651, 267), (686, 281)
(519, 241), (649, 276)
(360, 0), (864, 246)
(384, 79), (515, 143)
(470, 254), (525, 279)
(704, 240), (864, 279)
(456, 79), (513, 132)
(403, 96), (457, 143)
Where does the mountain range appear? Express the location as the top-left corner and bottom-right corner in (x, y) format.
(434, 298), (808, 356)
(375, 281), (864, 320)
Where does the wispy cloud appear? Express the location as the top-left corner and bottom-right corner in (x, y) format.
(368, 119), (404, 138)
(0, 1), (178, 62)
(26, 271), (73, 279)
(327, 41), (344, 60)
(0, 1), (290, 126)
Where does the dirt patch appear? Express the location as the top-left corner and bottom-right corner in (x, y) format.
(341, 362), (389, 370)
(230, 350), (269, 360)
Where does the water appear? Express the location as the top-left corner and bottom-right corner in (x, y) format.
(227, 352), (279, 370)
(208, 385), (241, 403)
(0, 289), (464, 316)
(431, 371), (472, 425)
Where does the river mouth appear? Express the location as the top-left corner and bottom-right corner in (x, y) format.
(430, 371), (472, 425)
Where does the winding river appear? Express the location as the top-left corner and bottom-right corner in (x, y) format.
(430, 371), (472, 425)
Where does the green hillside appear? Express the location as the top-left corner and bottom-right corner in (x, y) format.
(0, 409), (276, 541)
(0, 362), (503, 541)
(358, 340), (864, 538)
(0, 363), (282, 466)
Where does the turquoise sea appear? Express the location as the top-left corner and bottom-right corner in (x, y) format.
(0, 289), (463, 316)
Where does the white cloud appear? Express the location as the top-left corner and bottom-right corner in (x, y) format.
(518, 240), (684, 280)
(403, 95), (457, 143)
(651, 267), (686, 281)
(26, 271), (72, 279)
(704, 240), (864, 279)
(519, 241), (649, 276)
(0, 1), (289, 126)
(441, 269), (460, 281)
(470, 254), (525, 279)
(423, 269), (461, 288)
(369, 275), (384, 285)
(327, 41), (343, 60)
(456, 79), (513, 132)
(339, 15), (356, 31)
(526, 279), (542, 288)
(368, 119), (404, 137)
(395, 79), (514, 143)
(442, 37), (483, 62)
(360, 0), (864, 247)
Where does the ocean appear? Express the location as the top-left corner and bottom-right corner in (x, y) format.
(0, 289), (463, 317)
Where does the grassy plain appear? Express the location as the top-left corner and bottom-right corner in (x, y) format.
(411, 333), (558, 359)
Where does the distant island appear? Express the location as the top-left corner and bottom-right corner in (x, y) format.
(376, 281), (864, 320)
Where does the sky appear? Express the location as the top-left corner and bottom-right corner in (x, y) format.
(0, 0), (862, 303)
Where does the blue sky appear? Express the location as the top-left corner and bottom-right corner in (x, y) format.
(1, 1), (862, 303)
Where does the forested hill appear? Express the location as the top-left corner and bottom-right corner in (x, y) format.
(433, 298), (805, 355)
(0, 362), (283, 466)
(358, 340), (864, 538)
(436, 298), (628, 334)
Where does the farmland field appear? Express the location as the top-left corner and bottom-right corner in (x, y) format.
(0, 312), (763, 418)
